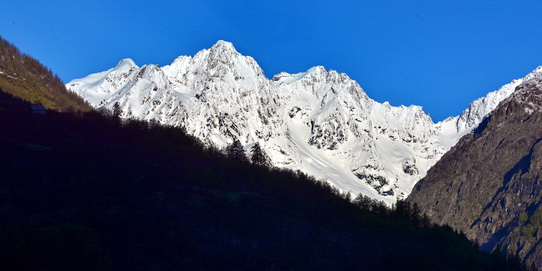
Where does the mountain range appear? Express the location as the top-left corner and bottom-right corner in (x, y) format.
(2, 36), (525, 270)
(67, 40), (542, 204)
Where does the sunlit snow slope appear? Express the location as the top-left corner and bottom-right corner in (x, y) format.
(67, 41), (542, 205)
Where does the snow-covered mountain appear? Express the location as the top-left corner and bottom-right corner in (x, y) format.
(437, 65), (542, 148)
(67, 40), (542, 205)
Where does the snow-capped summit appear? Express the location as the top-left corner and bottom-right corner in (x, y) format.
(211, 40), (237, 51)
(67, 41), (539, 205)
(437, 65), (542, 149)
(116, 58), (137, 69)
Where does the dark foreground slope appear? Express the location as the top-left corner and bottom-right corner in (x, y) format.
(0, 36), (92, 112)
(0, 90), (527, 270)
(409, 77), (542, 269)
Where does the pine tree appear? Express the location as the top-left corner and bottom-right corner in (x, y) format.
(113, 102), (122, 119)
(249, 142), (271, 167)
(226, 139), (248, 162)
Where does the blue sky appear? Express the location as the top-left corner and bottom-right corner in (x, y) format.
(2, 0), (542, 121)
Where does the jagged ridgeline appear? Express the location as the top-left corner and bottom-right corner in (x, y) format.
(0, 37), (92, 112)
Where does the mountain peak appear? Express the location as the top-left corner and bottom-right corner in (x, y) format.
(210, 40), (237, 53)
(527, 65), (542, 80)
(116, 58), (137, 68)
(271, 66), (329, 84)
(306, 65), (327, 75)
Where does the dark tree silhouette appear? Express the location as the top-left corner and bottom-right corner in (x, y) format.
(226, 138), (248, 162)
(112, 102), (122, 119)
(250, 142), (271, 167)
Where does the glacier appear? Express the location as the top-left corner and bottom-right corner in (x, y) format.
(67, 40), (542, 205)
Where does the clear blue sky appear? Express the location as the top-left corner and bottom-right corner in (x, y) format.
(2, 0), (542, 121)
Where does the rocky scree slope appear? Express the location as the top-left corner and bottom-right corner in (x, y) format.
(67, 41), (538, 204)
(408, 75), (542, 269)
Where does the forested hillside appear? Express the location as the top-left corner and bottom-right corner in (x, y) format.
(0, 37), (92, 112)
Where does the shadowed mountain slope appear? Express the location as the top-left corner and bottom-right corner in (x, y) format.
(409, 77), (542, 269)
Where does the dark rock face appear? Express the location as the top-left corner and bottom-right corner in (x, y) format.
(408, 78), (542, 269)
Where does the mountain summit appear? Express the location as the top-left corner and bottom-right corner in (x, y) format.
(67, 40), (540, 204)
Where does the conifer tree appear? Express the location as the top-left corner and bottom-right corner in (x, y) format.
(113, 102), (122, 119)
(249, 142), (271, 167)
(226, 138), (248, 162)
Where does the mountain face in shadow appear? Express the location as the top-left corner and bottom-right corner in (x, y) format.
(409, 77), (542, 269)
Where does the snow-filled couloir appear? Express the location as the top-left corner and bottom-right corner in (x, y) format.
(67, 40), (542, 205)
